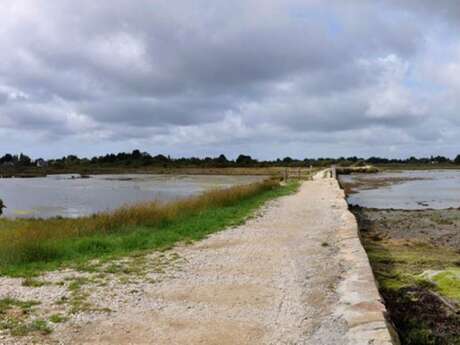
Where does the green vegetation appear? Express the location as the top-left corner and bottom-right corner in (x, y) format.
(0, 179), (299, 277)
(352, 206), (460, 344)
(21, 277), (48, 287)
(3, 149), (460, 179)
(21, 319), (51, 336)
(363, 239), (460, 344)
(61, 275), (113, 315)
(4, 318), (52, 337)
(430, 268), (460, 301)
(67, 276), (91, 291)
(49, 314), (67, 324)
(0, 298), (40, 314)
(364, 240), (459, 293)
(0, 298), (50, 336)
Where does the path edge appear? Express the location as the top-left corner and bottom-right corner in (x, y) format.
(314, 171), (400, 345)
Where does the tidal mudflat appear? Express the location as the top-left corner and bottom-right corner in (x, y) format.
(341, 171), (460, 345)
(0, 174), (265, 219)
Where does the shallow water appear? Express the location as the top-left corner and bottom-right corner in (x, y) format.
(340, 170), (460, 210)
(0, 174), (265, 219)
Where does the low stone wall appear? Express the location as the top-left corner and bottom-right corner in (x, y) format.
(315, 170), (399, 345)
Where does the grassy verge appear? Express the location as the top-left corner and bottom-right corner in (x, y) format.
(0, 179), (299, 277)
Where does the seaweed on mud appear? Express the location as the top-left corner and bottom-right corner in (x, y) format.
(352, 206), (460, 345)
(382, 286), (460, 345)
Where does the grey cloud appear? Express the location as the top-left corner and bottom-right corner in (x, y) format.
(81, 96), (236, 127)
(0, 93), (8, 105)
(0, 0), (459, 158)
(390, 1), (460, 23)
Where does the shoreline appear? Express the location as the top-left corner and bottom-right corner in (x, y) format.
(341, 173), (460, 345)
(2, 164), (460, 179)
(0, 180), (296, 277)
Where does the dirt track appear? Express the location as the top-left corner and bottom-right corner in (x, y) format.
(1, 179), (394, 345)
(70, 179), (347, 345)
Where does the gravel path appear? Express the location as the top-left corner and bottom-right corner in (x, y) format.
(0, 179), (393, 345)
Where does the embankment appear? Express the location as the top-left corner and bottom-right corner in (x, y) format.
(313, 171), (397, 344)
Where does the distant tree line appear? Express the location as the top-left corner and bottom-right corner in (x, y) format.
(1, 151), (460, 170)
(0, 153), (32, 167)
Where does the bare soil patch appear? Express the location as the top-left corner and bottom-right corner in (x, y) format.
(342, 176), (430, 195)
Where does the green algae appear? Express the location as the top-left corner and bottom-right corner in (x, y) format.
(431, 268), (460, 302)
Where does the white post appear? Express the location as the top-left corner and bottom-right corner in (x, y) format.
(331, 165), (337, 179)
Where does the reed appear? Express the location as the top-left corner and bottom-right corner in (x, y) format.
(0, 179), (296, 276)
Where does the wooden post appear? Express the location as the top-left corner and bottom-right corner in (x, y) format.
(284, 168), (288, 182)
(331, 165), (337, 179)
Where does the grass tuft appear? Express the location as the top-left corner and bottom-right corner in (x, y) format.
(22, 277), (47, 287)
(49, 314), (67, 324)
(0, 298), (46, 336)
(8, 319), (52, 336)
(0, 298), (40, 315)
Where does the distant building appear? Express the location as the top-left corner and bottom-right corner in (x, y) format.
(36, 158), (48, 168)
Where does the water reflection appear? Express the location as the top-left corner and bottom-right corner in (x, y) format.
(0, 174), (265, 219)
(340, 170), (460, 210)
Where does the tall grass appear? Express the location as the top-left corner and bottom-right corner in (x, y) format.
(0, 179), (294, 276)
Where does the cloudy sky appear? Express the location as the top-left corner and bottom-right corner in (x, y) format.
(1, 1), (460, 159)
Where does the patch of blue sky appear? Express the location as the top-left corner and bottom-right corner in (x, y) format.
(287, 5), (344, 38)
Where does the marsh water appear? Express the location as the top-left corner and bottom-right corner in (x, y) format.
(0, 174), (265, 219)
(340, 170), (460, 210)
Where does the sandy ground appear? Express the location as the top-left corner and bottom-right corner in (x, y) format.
(0, 179), (391, 345)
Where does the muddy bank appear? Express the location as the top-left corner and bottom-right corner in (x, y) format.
(351, 206), (460, 345)
(353, 206), (460, 249)
(341, 176), (429, 195)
